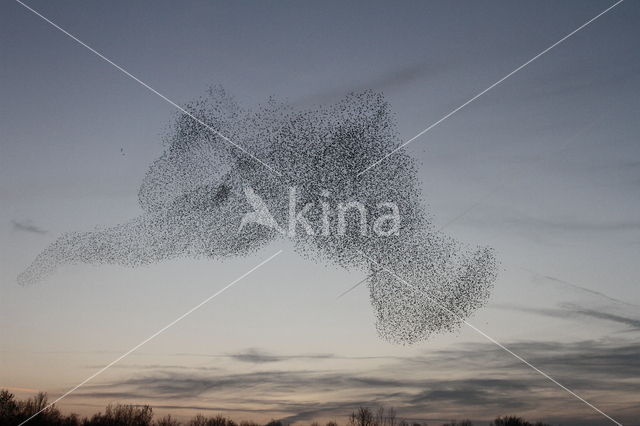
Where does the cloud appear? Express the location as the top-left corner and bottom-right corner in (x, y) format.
(421, 339), (640, 382)
(406, 378), (530, 409)
(494, 303), (640, 331)
(229, 348), (334, 364)
(11, 219), (47, 234)
(80, 372), (536, 424)
(294, 61), (454, 107)
(76, 339), (640, 425)
(3, 386), (41, 394)
(519, 267), (639, 308)
(565, 305), (640, 329)
(84, 363), (221, 371)
(86, 370), (411, 399)
(226, 348), (402, 364)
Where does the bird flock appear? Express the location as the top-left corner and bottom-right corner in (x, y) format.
(19, 87), (497, 344)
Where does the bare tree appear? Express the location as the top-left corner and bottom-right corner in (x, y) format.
(156, 415), (181, 426)
(386, 407), (396, 426)
(376, 406), (385, 426)
(349, 407), (374, 426)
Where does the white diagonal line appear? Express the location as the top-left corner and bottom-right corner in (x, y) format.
(336, 273), (373, 299)
(18, 250), (283, 426)
(434, 108), (609, 232)
(14, 0), (282, 177)
(336, 115), (608, 298)
(358, 250), (622, 426)
(357, 0), (624, 177)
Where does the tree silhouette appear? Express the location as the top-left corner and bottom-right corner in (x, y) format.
(348, 407), (374, 426)
(187, 414), (238, 426)
(0, 389), (558, 426)
(156, 415), (180, 426)
(86, 404), (153, 426)
(491, 416), (551, 426)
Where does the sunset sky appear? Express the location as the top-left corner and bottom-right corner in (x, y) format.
(1, 1), (639, 425)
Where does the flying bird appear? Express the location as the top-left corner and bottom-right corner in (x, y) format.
(18, 87), (497, 344)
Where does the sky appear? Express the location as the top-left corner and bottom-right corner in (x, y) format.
(1, 0), (639, 425)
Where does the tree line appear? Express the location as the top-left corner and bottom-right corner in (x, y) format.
(0, 390), (554, 426)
